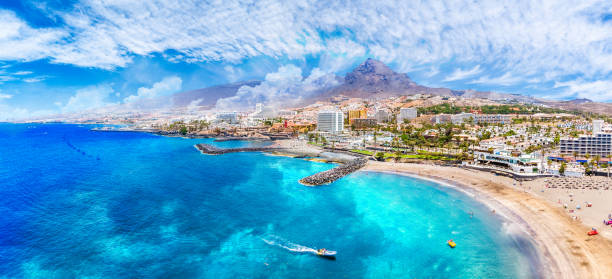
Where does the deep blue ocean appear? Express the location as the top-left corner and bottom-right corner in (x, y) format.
(0, 124), (539, 278)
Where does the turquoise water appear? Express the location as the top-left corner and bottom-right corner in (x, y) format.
(0, 124), (538, 278)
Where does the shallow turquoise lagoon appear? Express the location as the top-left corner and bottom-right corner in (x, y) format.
(0, 124), (539, 278)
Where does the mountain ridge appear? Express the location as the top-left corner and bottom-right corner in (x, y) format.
(171, 59), (611, 115)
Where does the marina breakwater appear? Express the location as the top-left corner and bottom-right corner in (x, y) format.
(299, 158), (368, 186)
(195, 143), (282, 154)
(195, 142), (367, 186)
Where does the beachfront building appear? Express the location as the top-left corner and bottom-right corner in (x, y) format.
(317, 110), (344, 134)
(474, 149), (543, 174)
(558, 120), (612, 157)
(397, 107), (417, 123)
(559, 134), (612, 157)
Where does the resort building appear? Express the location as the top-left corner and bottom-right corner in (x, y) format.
(431, 114), (451, 124)
(317, 110), (344, 134)
(559, 120), (612, 157)
(216, 112), (238, 124)
(348, 109), (368, 124)
(474, 149), (542, 174)
(451, 112), (475, 124)
(397, 107), (417, 123)
(592, 119), (612, 134)
(250, 103), (276, 120)
(351, 118), (377, 129)
(473, 114), (512, 125)
(375, 109), (390, 123)
(559, 134), (612, 156)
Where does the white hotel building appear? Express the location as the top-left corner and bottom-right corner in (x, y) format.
(397, 107), (417, 123)
(559, 120), (612, 157)
(317, 110), (344, 134)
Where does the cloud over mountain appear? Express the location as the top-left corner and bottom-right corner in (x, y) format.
(215, 65), (339, 111)
(124, 76), (182, 104)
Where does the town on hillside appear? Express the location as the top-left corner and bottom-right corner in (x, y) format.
(83, 93), (611, 180)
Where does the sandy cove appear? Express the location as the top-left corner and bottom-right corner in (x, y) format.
(363, 161), (612, 279)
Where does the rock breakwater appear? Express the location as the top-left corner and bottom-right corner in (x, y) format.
(299, 158), (368, 186)
(195, 143), (281, 155)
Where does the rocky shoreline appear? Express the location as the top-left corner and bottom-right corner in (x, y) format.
(299, 158), (368, 186)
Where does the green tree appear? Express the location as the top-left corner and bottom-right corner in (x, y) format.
(559, 162), (566, 176)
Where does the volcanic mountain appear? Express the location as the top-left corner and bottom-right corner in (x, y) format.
(322, 58), (453, 98)
(170, 58), (611, 115)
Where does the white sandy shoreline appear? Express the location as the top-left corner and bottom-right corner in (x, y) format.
(361, 161), (612, 279)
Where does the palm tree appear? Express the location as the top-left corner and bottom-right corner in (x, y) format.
(608, 153), (612, 178)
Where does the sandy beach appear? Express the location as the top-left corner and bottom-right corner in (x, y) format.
(363, 161), (612, 279)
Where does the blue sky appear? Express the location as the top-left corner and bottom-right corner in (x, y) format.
(0, 0), (611, 120)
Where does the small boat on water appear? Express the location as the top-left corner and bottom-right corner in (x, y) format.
(447, 240), (457, 248)
(316, 248), (337, 260)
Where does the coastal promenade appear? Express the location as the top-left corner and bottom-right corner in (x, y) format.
(363, 161), (612, 279)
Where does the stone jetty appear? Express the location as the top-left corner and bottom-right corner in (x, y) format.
(195, 143), (281, 155)
(299, 158), (368, 186)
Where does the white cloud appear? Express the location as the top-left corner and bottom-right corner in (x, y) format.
(0, 93), (12, 99)
(443, 65), (482, 82)
(469, 72), (522, 86)
(215, 65), (339, 111)
(0, 75), (17, 83)
(62, 85), (116, 113)
(1, 1), (607, 73)
(123, 76), (182, 104)
(553, 79), (612, 102)
(13, 71), (32, 75)
(0, 1), (610, 99)
(23, 76), (48, 83)
(0, 10), (67, 63)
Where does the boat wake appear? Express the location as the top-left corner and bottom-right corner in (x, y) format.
(261, 235), (318, 255)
